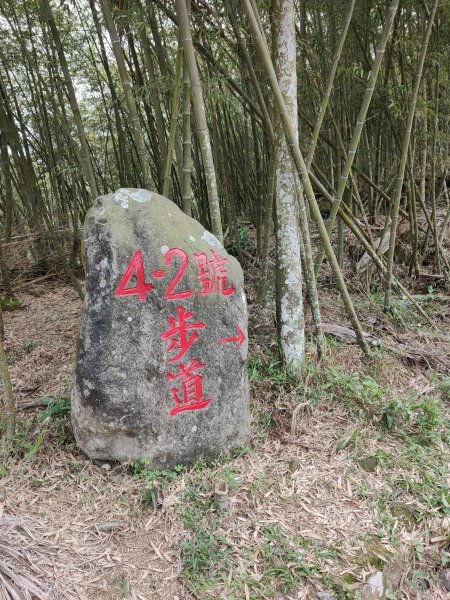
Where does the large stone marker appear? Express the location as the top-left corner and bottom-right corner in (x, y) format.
(72, 188), (250, 467)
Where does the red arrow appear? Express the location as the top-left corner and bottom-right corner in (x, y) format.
(218, 325), (246, 350)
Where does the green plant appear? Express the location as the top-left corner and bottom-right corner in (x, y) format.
(370, 292), (438, 330)
(40, 396), (71, 419)
(435, 375), (450, 402)
(24, 340), (38, 353)
(0, 297), (23, 311)
(229, 219), (252, 258)
(130, 459), (185, 499)
(386, 441), (449, 515)
(0, 395), (72, 461)
(131, 460), (184, 478)
(312, 366), (385, 419)
(382, 394), (444, 443)
(249, 351), (303, 390)
(259, 524), (320, 593)
(237, 220), (251, 250)
(435, 483), (450, 515)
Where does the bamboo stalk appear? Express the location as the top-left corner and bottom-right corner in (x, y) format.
(40, 0), (98, 200)
(439, 175), (450, 244)
(430, 63), (441, 274)
(306, 0), (356, 169)
(0, 237), (12, 298)
(314, 0), (399, 274)
(162, 43), (183, 199)
(408, 146), (420, 277)
(242, 0), (369, 355)
(413, 175), (450, 275)
(257, 149), (276, 307)
(270, 0), (306, 369)
(181, 54), (193, 216)
(99, 0), (152, 190)
(309, 170), (435, 326)
(0, 304), (15, 442)
(175, 0), (223, 241)
(384, 0), (438, 312)
(135, 0), (168, 189)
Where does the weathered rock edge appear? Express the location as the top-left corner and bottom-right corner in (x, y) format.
(71, 189), (250, 468)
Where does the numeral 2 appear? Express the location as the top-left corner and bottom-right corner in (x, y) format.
(165, 248), (193, 300)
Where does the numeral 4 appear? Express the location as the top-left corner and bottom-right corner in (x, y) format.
(115, 250), (153, 302)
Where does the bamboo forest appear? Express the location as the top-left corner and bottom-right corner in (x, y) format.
(0, 1), (449, 598)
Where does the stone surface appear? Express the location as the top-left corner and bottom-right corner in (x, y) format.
(382, 547), (409, 594)
(359, 548), (409, 600)
(359, 455), (379, 473)
(316, 592), (336, 600)
(360, 571), (384, 600)
(440, 569), (450, 591)
(72, 188), (250, 467)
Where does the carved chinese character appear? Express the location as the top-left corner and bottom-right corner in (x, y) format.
(160, 306), (205, 364)
(166, 359), (211, 416)
(194, 249), (235, 296)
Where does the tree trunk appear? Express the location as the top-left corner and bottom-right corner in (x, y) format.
(0, 304), (15, 442)
(272, 0), (305, 371)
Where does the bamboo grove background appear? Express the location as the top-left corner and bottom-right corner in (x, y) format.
(0, 0), (449, 346)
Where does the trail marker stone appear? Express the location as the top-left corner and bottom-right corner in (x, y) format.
(72, 189), (250, 467)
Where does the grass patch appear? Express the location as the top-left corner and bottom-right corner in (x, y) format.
(0, 395), (72, 466)
(178, 460), (323, 599)
(368, 290), (439, 330)
(0, 296), (24, 311)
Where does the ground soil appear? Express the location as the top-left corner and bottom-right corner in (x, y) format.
(0, 269), (449, 599)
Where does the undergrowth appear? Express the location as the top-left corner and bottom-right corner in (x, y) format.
(0, 395), (71, 471)
(248, 342), (449, 573)
(367, 289), (440, 330)
(177, 461), (327, 599)
(249, 345), (448, 447)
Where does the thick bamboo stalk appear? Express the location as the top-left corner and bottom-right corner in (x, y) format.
(175, 0), (223, 241)
(182, 53), (193, 216)
(245, 0), (324, 356)
(242, 0), (370, 355)
(272, 0), (305, 369)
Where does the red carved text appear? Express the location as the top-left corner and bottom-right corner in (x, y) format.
(166, 359), (211, 416)
(194, 250), (235, 296)
(115, 250), (153, 302)
(165, 248), (193, 300)
(160, 306), (205, 364)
